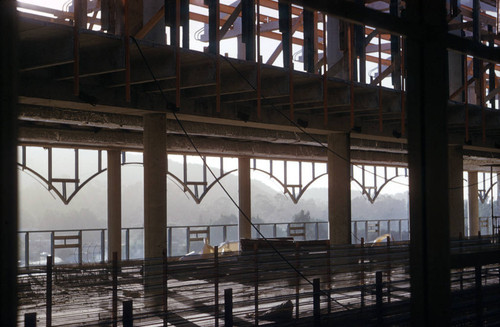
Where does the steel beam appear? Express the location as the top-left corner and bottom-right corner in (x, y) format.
(282, 0), (411, 36)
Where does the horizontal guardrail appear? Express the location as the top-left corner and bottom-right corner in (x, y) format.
(18, 219), (410, 267)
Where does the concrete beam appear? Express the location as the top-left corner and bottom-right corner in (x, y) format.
(54, 38), (125, 80)
(18, 125), (411, 165)
(19, 32), (73, 71)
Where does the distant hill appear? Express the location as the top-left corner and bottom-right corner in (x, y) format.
(18, 159), (408, 231)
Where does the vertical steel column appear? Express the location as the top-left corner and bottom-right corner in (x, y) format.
(253, 243), (259, 325)
(491, 167), (495, 232)
(181, 0), (189, 48)
(303, 9), (315, 73)
(323, 13), (328, 125)
(168, 227), (172, 257)
(242, 0), (256, 61)
(238, 158), (252, 240)
(215, 0), (221, 112)
(176, 0), (181, 109)
(25, 232), (30, 268)
(473, 0), (486, 142)
(400, 37), (406, 136)
(163, 249), (168, 326)
(123, 300), (133, 327)
(224, 288), (233, 327)
(313, 278), (320, 327)
(112, 252), (118, 327)
(108, 150), (122, 262)
(348, 24), (355, 128)
(295, 243), (300, 319)
(78, 230), (82, 265)
(125, 229), (130, 260)
(488, 26), (496, 109)
(355, 0), (366, 84)
(464, 54), (470, 142)
(25, 313), (36, 327)
(360, 238), (365, 310)
(475, 265), (483, 326)
(390, 0), (401, 90)
(101, 229), (105, 263)
(378, 32), (383, 131)
(257, 0), (262, 119)
(406, 0), (450, 325)
(376, 271), (383, 325)
(124, 0), (131, 102)
(46, 255), (53, 327)
(325, 240), (331, 314)
(214, 247), (220, 327)
(73, 0), (81, 96)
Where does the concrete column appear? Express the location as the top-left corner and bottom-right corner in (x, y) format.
(0, 1), (18, 324)
(448, 146), (464, 238)
(238, 157), (252, 240)
(406, 1), (450, 324)
(143, 114), (167, 259)
(468, 171), (480, 237)
(107, 150), (122, 261)
(328, 133), (351, 245)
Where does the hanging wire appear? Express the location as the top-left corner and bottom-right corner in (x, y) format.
(219, 55), (410, 189)
(130, 36), (349, 310)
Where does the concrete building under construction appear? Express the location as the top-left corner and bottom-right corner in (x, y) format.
(2, 0), (500, 325)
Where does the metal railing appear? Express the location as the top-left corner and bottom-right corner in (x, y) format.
(18, 219), (409, 267)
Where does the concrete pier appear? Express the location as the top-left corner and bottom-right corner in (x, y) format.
(328, 133), (351, 245)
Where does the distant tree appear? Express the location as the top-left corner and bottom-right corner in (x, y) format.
(293, 209), (312, 222)
(211, 214), (237, 225)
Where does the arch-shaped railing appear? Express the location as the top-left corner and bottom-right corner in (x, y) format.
(251, 168), (326, 204)
(167, 169), (238, 204)
(18, 164), (107, 205)
(351, 165), (408, 204)
(251, 158), (328, 204)
(17, 146), (107, 205)
(19, 146), (413, 206)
